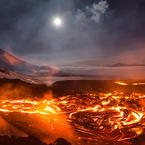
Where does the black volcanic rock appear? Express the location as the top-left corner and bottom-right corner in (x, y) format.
(53, 138), (72, 145)
(0, 135), (47, 145)
(0, 49), (5, 54)
(52, 80), (145, 96)
(0, 78), (49, 99)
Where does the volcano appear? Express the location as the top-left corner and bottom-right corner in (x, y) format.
(0, 49), (54, 75)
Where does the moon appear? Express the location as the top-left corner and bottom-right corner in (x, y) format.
(52, 17), (63, 28)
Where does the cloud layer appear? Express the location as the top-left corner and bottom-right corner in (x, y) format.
(0, 0), (145, 70)
(76, 1), (108, 24)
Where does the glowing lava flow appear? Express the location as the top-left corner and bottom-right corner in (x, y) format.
(115, 81), (127, 85)
(0, 99), (61, 115)
(0, 92), (145, 142)
(115, 81), (145, 86)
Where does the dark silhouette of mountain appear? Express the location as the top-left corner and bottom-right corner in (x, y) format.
(0, 49), (53, 75)
(0, 67), (43, 84)
(0, 49), (84, 79)
(0, 49), (121, 80)
(106, 63), (145, 67)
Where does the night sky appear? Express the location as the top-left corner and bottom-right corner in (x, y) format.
(0, 0), (145, 78)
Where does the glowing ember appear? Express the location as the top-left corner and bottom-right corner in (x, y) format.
(115, 81), (127, 85)
(0, 92), (145, 142)
(115, 81), (145, 86)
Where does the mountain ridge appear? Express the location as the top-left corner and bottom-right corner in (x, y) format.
(0, 49), (55, 75)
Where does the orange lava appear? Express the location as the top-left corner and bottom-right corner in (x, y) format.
(0, 92), (145, 142)
(115, 81), (145, 86)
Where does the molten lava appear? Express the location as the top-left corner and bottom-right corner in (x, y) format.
(0, 92), (145, 143)
(115, 81), (145, 86)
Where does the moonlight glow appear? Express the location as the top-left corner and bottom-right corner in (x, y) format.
(52, 17), (63, 28)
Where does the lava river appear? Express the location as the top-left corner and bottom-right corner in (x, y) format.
(0, 92), (145, 144)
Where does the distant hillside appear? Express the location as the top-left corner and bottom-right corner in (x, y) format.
(0, 78), (49, 99)
(0, 49), (53, 75)
(0, 67), (43, 84)
(51, 80), (145, 95)
(0, 79), (145, 98)
(106, 63), (145, 67)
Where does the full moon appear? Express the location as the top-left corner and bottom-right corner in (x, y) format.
(52, 17), (63, 28)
